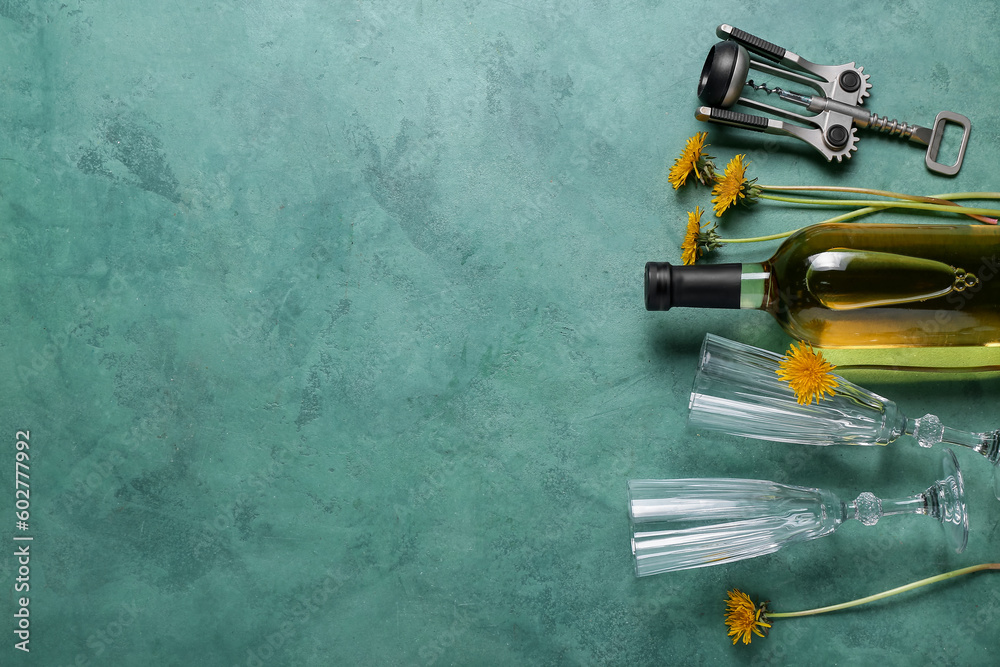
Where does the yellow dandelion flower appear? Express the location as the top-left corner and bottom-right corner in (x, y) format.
(776, 342), (840, 405)
(668, 132), (715, 189)
(711, 154), (760, 217)
(724, 589), (771, 645)
(680, 207), (723, 265)
(681, 208), (703, 265)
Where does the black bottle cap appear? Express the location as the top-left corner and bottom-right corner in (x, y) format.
(644, 262), (744, 311)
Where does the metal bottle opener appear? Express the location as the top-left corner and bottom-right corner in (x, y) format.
(695, 24), (971, 176)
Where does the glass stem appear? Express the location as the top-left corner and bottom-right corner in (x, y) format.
(878, 494), (929, 518)
(844, 491), (929, 526)
(904, 415), (1000, 466)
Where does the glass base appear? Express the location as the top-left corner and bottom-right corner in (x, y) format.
(939, 449), (969, 554)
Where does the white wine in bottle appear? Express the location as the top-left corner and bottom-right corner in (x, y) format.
(645, 222), (1000, 374)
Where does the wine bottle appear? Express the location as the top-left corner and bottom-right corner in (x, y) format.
(645, 223), (1000, 368)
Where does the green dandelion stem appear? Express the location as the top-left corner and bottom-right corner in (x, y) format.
(758, 187), (1000, 223)
(758, 194), (1000, 217)
(715, 192), (1000, 244)
(716, 231), (798, 244)
(759, 186), (1000, 200)
(768, 563), (1000, 619)
(716, 208), (877, 243)
(933, 191), (1000, 201)
(758, 185), (1000, 201)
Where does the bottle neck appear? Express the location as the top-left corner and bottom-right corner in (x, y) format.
(644, 262), (771, 311)
(738, 263), (770, 310)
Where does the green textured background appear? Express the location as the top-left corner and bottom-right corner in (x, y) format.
(2, 1), (1000, 665)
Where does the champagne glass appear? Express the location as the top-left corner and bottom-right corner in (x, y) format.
(688, 333), (1000, 498)
(628, 450), (967, 576)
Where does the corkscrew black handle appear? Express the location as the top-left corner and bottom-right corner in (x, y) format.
(716, 24), (786, 63)
(695, 106), (772, 133)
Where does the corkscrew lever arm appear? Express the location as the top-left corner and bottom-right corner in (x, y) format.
(715, 24), (870, 104)
(694, 105), (852, 164)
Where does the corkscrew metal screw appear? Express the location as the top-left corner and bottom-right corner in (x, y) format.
(694, 24), (971, 176)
